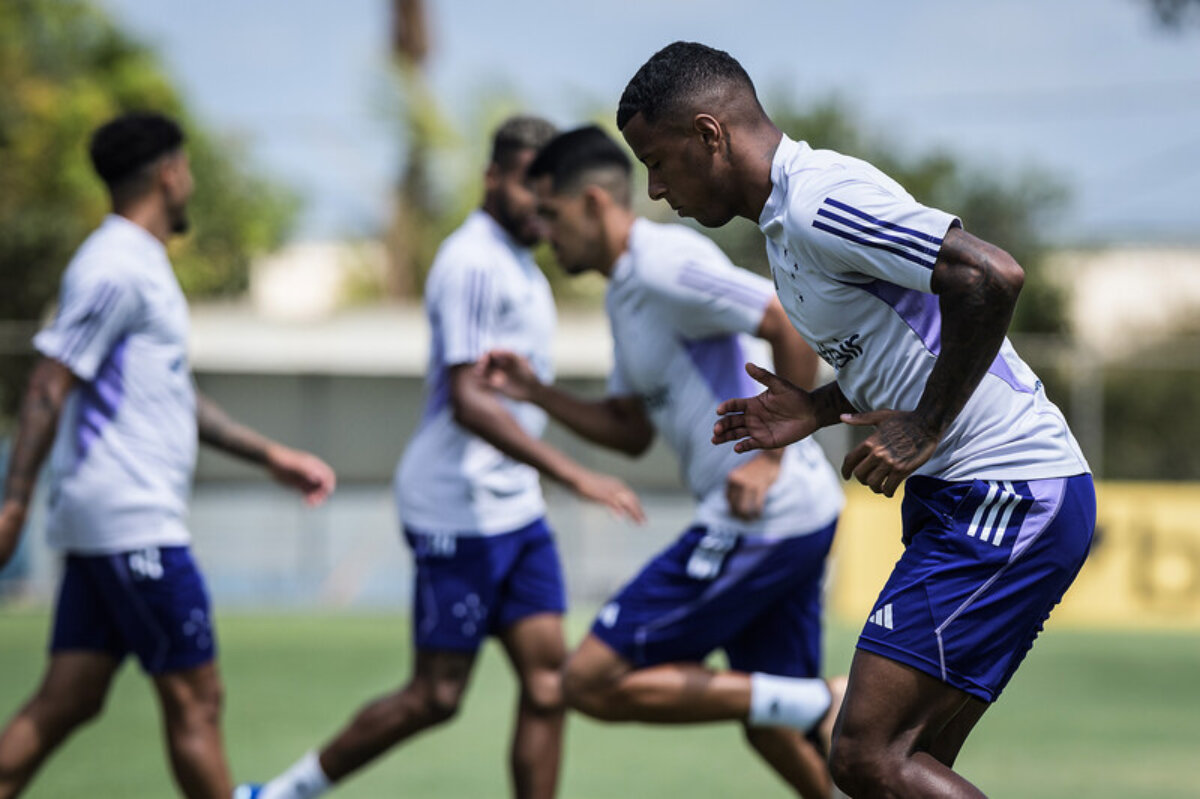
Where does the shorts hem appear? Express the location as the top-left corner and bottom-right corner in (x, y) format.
(149, 650), (217, 676)
(856, 636), (996, 703)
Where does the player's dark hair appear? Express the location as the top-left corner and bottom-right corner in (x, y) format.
(617, 41), (758, 130)
(490, 115), (558, 171)
(89, 111), (185, 193)
(527, 125), (631, 196)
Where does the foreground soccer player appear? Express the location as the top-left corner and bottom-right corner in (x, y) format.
(242, 117), (644, 799)
(0, 112), (336, 799)
(482, 126), (846, 798)
(618, 43), (1095, 798)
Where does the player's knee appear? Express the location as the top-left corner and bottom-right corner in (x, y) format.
(561, 662), (616, 719)
(520, 667), (563, 716)
(741, 723), (777, 753)
(828, 729), (889, 795)
(412, 679), (465, 725)
(166, 679), (224, 734)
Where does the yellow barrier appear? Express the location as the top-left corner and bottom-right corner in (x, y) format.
(828, 481), (1200, 630)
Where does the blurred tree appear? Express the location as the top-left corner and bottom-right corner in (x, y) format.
(0, 0), (297, 428)
(1143, 0), (1200, 28)
(699, 95), (1071, 334)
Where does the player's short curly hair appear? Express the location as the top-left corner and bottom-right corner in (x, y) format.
(527, 125), (630, 194)
(617, 41), (758, 131)
(490, 115), (558, 171)
(89, 111), (185, 190)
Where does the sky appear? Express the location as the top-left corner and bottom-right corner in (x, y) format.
(96, 0), (1200, 245)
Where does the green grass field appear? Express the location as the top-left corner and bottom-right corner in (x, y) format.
(1, 611), (1198, 798)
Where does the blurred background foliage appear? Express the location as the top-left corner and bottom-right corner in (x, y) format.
(0, 0), (298, 426)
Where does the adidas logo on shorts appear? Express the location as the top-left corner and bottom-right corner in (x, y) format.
(598, 602), (620, 628)
(868, 603), (894, 630)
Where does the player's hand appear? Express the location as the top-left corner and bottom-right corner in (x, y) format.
(265, 445), (337, 507)
(571, 469), (646, 524)
(480, 349), (540, 403)
(0, 499), (28, 570)
(840, 409), (940, 497)
(725, 453), (782, 520)
(713, 363), (819, 452)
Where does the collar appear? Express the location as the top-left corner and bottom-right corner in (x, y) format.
(758, 133), (802, 235)
(104, 213), (169, 257)
(609, 217), (646, 284)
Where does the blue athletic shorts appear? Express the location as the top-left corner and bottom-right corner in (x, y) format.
(857, 474), (1095, 702)
(591, 520), (837, 677)
(405, 517), (566, 653)
(50, 546), (216, 675)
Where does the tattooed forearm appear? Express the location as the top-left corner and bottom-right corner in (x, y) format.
(3, 359), (74, 507)
(920, 227), (1024, 433)
(195, 392), (273, 465)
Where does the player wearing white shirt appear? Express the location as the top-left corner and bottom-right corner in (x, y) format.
(0, 113), (335, 799)
(246, 118), (644, 799)
(619, 43), (1096, 798)
(396, 207), (557, 535)
(483, 126), (847, 799)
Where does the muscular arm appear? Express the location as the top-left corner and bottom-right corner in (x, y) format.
(195, 390), (336, 505)
(451, 364), (603, 483)
(841, 227), (1024, 495)
(451, 363), (645, 521)
(527, 386), (654, 457)
(195, 391), (275, 465)
(917, 227), (1024, 434)
(0, 358), (76, 566)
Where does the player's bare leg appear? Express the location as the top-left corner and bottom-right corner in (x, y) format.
(316, 649), (476, 782)
(153, 661), (232, 799)
(742, 725), (831, 798)
(565, 635), (752, 722)
(565, 635), (838, 798)
(0, 652), (119, 798)
(829, 650), (988, 798)
(498, 613), (566, 799)
(926, 696), (988, 769)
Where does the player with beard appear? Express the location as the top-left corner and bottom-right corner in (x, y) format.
(240, 116), (644, 799)
(0, 111), (336, 798)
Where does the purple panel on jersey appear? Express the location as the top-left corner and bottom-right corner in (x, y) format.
(855, 280), (1035, 395)
(986, 354), (1036, 394)
(683, 335), (758, 402)
(858, 280), (943, 354)
(75, 336), (127, 463)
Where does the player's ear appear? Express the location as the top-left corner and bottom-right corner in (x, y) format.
(693, 114), (724, 154)
(582, 185), (607, 217)
(484, 162), (501, 191)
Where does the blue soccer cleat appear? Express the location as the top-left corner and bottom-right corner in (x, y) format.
(232, 785), (262, 799)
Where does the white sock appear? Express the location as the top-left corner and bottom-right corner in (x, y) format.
(748, 673), (832, 731)
(260, 751), (332, 799)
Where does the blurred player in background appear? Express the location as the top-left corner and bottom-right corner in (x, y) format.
(243, 116), (644, 799)
(619, 42), (1095, 798)
(483, 125), (846, 798)
(0, 112), (336, 799)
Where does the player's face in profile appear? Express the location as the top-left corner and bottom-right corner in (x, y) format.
(534, 176), (598, 275)
(490, 148), (544, 247)
(621, 113), (735, 228)
(161, 151), (194, 235)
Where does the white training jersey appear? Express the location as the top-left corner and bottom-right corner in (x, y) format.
(759, 135), (1089, 481)
(32, 215), (196, 553)
(606, 219), (844, 539)
(396, 210), (556, 535)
